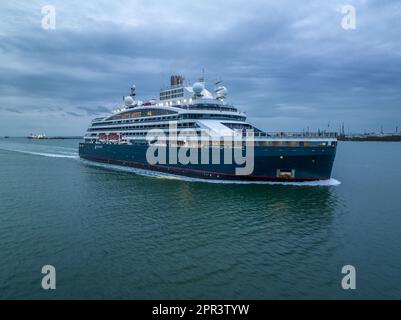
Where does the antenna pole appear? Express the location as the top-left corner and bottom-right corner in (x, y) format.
(199, 68), (205, 83)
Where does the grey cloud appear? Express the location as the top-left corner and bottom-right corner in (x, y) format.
(66, 111), (82, 117)
(4, 107), (24, 114)
(77, 106), (111, 116)
(0, 0), (401, 135)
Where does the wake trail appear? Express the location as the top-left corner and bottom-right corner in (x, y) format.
(0, 146), (79, 159)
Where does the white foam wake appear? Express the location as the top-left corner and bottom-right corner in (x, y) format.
(17, 150), (79, 159)
(80, 159), (341, 186)
(0, 145), (79, 159)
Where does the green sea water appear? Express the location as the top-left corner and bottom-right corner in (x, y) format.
(0, 138), (400, 299)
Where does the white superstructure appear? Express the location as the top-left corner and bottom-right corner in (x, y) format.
(83, 75), (336, 146)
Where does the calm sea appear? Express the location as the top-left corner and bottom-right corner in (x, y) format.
(0, 138), (400, 299)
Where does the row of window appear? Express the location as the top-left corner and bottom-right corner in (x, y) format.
(92, 115), (180, 126)
(85, 134), (332, 149)
(257, 141), (332, 147)
(92, 114), (246, 128)
(160, 88), (184, 95)
(187, 104), (238, 112)
(107, 108), (176, 121)
(123, 130), (201, 137)
(182, 114), (245, 121)
(160, 88), (184, 100)
(89, 122), (199, 132)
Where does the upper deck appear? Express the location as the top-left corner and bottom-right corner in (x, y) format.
(85, 75), (337, 142)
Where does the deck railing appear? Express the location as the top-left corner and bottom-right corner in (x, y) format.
(242, 131), (338, 139)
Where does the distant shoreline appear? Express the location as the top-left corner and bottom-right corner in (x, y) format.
(338, 135), (401, 142)
(2, 136), (82, 140)
(2, 136), (401, 142)
(26, 136), (83, 140)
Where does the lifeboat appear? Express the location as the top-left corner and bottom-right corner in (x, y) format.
(108, 133), (120, 141)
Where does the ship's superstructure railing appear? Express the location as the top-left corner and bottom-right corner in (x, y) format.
(175, 104), (238, 112)
(243, 131), (338, 139)
(92, 117), (107, 123)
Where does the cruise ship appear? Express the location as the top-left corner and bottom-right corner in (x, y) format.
(79, 75), (337, 181)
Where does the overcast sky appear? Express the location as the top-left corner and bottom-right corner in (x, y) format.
(1, 0), (400, 135)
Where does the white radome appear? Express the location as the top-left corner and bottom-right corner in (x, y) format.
(193, 82), (204, 95)
(124, 96), (135, 106)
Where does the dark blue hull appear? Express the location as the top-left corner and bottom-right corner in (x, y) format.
(79, 143), (336, 182)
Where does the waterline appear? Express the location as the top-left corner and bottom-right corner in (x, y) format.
(80, 158), (341, 186)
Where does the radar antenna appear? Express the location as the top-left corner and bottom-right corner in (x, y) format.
(214, 79), (227, 100)
(130, 84), (136, 98)
(198, 68), (205, 83)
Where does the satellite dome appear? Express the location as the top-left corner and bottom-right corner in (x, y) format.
(193, 82), (204, 95)
(124, 96), (135, 106)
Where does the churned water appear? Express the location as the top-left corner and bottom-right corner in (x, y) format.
(0, 138), (400, 299)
